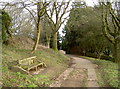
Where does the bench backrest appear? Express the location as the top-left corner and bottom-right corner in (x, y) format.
(18, 56), (36, 65)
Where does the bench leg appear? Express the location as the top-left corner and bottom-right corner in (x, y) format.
(36, 66), (37, 71)
(28, 70), (29, 74)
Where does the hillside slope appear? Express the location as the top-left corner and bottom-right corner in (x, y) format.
(2, 36), (70, 87)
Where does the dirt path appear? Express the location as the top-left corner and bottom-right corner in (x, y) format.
(71, 55), (99, 87)
(50, 55), (99, 87)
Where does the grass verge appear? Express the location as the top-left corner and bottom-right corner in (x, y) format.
(80, 56), (118, 87)
(2, 44), (69, 87)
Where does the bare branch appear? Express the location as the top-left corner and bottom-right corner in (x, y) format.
(24, 7), (37, 25)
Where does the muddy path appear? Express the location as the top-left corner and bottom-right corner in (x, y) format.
(50, 55), (99, 87)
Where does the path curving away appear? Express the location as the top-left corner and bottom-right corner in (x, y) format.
(50, 55), (99, 87)
(71, 55), (99, 87)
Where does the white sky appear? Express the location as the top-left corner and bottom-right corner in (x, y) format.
(0, 0), (116, 36)
(0, 0), (98, 36)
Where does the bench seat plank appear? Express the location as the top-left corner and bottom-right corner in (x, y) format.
(10, 56), (46, 74)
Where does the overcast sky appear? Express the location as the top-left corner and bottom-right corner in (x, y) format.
(0, 0), (102, 36)
(0, 0), (98, 5)
(0, 0), (99, 36)
(0, 0), (119, 36)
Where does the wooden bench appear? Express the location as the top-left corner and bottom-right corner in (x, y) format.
(10, 56), (46, 74)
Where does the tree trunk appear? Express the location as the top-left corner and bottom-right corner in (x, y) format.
(113, 42), (118, 62)
(46, 37), (50, 48)
(52, 31), (58, 50)
(32, 2), (41, 52)
(98, 53), (102, 59)
(32, 18), (41, 52)
(45, 33), (50, 48)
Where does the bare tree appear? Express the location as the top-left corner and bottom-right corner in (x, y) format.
(102, 1), (120, 62)
(45, 0), (71, 50)
(32, 2), (48, 52)
(1, 0), (49, 52)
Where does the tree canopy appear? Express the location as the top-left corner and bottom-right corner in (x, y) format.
(0, 9), (12, 44)
(62, 2), (120, 62)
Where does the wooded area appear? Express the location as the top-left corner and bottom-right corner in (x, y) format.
(0, 0), (120, 87)
(1, 0), (120, 62)
(61, 1), (120, 63)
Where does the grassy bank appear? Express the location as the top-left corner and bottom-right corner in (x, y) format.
(2, 37), (69, 87)
(80, 56), (119, 87)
